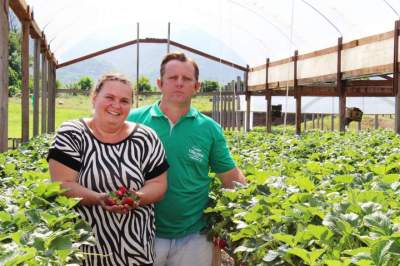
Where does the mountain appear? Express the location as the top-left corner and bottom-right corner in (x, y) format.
(56, 30), (246, 87)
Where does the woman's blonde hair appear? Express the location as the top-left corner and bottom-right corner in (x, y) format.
(91, 73), (133, 100)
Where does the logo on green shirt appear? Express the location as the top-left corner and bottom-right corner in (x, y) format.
(188, 146), (204, 162)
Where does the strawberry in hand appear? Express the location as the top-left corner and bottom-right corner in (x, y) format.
(101, 186), (141, 213)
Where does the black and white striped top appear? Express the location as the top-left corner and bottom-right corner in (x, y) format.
(48, 119), (169, 266)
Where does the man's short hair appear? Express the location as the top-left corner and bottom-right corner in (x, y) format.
(160, 52), (199, 81)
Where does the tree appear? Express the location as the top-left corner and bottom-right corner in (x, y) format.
(77, 76), (93, 92)
(200, 80), (219, 93)
(136, 75), (152, 93)
(8, 24), (21, 96)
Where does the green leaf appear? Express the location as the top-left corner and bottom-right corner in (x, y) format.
(333, 175), (354, 184)
(56, 196), (79, 209)
(288, 247), (324, 265)
(306, 224), (333, 241)
(294, 177), (315, 192)
(273, 233), (295, 247)
(370, 240), (393, 266)
(4, 247), (36, 266)
(49, 235), (73, 250)
(234, 245), (256, 253)
(0, 211), (12, 222)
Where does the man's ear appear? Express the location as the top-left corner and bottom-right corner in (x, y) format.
(194, 81), (201, 93)
(157, 78), (162, 89)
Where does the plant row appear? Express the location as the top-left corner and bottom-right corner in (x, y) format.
(206, 129), (400, 266)
(0, 136), (93, 265)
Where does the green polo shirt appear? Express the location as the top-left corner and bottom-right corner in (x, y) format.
(127, 102), (236, 239)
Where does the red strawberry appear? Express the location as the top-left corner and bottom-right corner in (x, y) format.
(214, 238), (226, 249)
(122, 197), (135, 206)
(105, 197), (117, 206)
(116, 186), (128, 197)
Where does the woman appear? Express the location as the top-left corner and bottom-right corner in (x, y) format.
(48, 73), (168, 266)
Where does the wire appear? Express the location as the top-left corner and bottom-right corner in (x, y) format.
(300, 0), (343, 37)
(227, 0), (297, 47)
(382, 0), (400, 18)
(283, 0), (296, 134)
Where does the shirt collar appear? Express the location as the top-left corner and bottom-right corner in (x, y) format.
(150, 101), (199, 118)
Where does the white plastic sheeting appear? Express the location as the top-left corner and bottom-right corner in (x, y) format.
(26, 0), (400, 66)
(239, 96), (395, 114)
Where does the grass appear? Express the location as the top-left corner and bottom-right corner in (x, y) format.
(8, 94), (213, 138)
(8, 93), (393, 138)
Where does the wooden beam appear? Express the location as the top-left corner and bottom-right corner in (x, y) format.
(57, 38), (247, 72)
(21, 18), (30, 142)
(33, 38), (40, 136)
(250, 30), (393, 71)
(41, 54), (47, 134)
(394, 20), (400, 134)
(0, 0), (9, 152)
(9, 0), (29, 21)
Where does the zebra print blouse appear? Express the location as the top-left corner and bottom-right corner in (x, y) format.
(48, 119), (169, 266)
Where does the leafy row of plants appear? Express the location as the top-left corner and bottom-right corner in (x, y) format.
(207, 128), (400, 266)
(0, 136), (93, 265)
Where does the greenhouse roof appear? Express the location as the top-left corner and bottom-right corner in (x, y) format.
(23, 0), (400, 67)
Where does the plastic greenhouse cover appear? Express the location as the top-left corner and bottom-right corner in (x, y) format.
(26, 0), (399, 66)
(24, 0), (400, 115)
(238, 96), (395, 114)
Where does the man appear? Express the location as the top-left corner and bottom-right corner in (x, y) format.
(128, 52), (246, 266)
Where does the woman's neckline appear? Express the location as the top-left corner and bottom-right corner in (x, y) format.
(80, 118), (138, 145)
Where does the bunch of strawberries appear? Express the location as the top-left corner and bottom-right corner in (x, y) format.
(104, 186), (140, 207)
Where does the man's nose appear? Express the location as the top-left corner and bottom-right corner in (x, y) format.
(176, 77), (184, 86)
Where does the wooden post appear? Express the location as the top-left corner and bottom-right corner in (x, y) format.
(321, 114), (324, 130)
(223, 92), (227, 129)
(136, 22), (140, 108)
(375, 114), (379, 129)
(215, 95), (221, 124)
(317, 114), (320, 128)
(394, 20), (400, 133)
(294, 50), (301, 135)
(331, 113), (335, 131)
(265, 58), (272, 133)
(303, 114), (307, 131)
(41, 54), (47, 134)
(235, 76), (241, 131)
(245, 65), (250, 132)
(167, 22), (170, 53)
(47, 61), (56, 133)
(212, 245), (222, 266)
(212, 95), (215, 120)
(21, 17), (30, 142)
(337, 37), (346, 132)
(312, 113), (315, 128)
(33, 39), (40, 137)
(236, 95), (241, 131)
(0, 0), (9, 152)
(357, 121), (361, 132)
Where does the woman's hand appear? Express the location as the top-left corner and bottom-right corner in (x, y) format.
(98, 192), (140, 214)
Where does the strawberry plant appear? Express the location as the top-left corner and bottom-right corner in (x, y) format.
(207, 129), (400, 265)
(0, 135), (94, 265)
